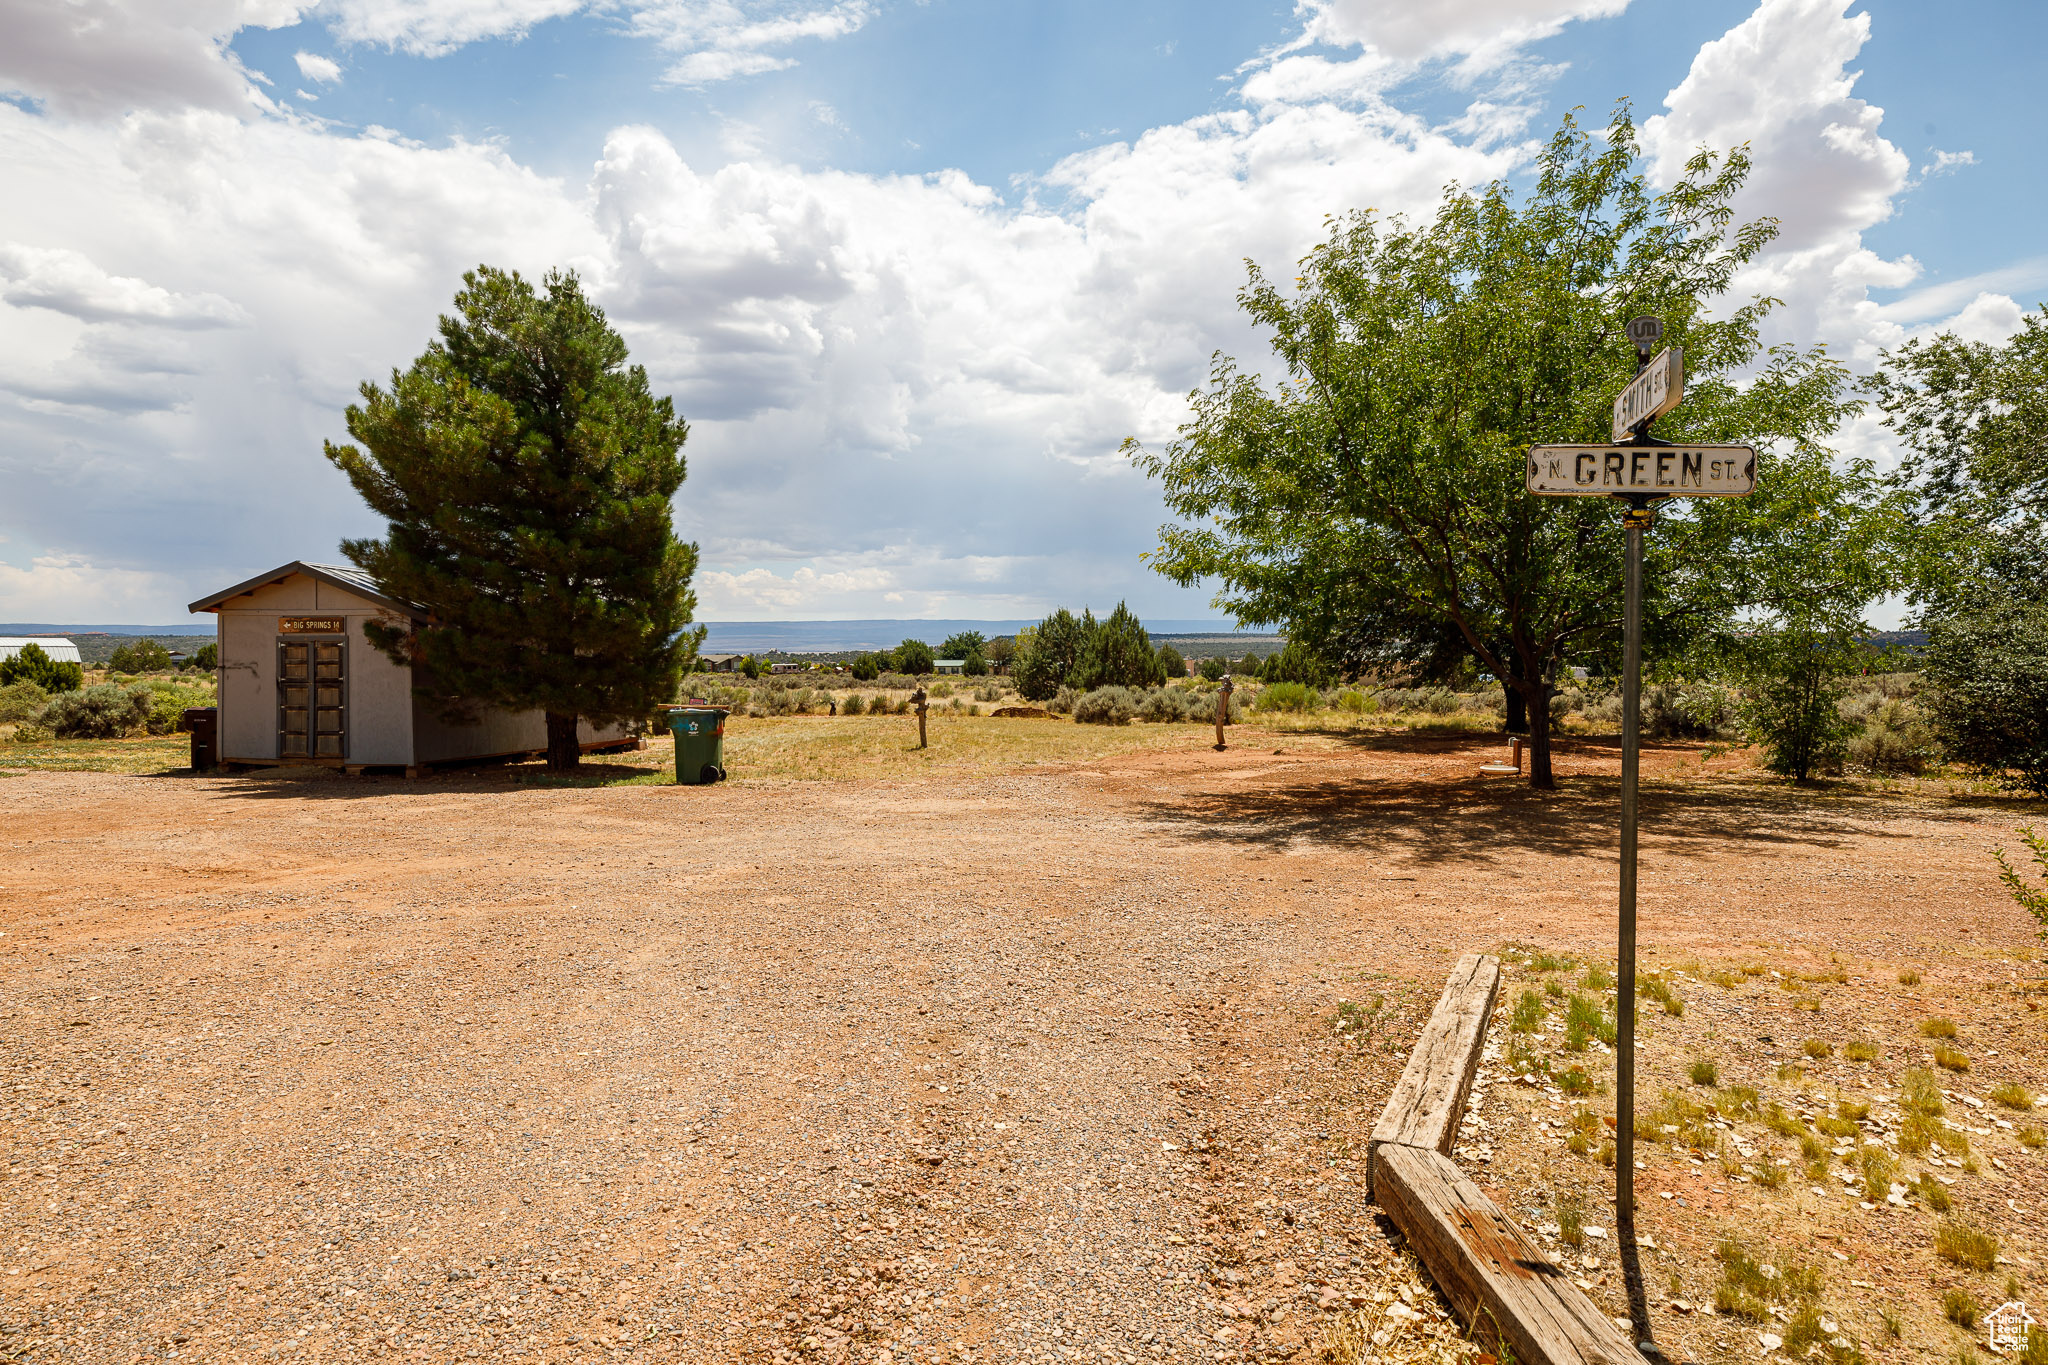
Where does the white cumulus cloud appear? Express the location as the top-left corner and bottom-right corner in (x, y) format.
(293, 51), (343, 83)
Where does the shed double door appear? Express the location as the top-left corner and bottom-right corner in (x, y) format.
(278, 638), (346, 760)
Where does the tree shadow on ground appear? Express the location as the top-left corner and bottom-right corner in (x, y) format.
(1126, 768), (1995, 868)
(157, 759), (674, 801)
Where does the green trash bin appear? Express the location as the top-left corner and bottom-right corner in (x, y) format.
(668, 707), (730, 785)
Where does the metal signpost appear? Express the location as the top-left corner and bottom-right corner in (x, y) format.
(1527, 317), (1757, 1228)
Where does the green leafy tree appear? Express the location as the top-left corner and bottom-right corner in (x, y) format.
(962, 649), (989, 677)
(1922, 589), (2048, 797)
(326, 265), (700, 771)
(1233, 655), (1262, 677)
(1073, 602), (1165, 690)
(1733, 621), (1868, 781)
(107, 639), (173, 674)
(939, 630), (986, 661)
(741, 655), (763, 680)
(893, 639), (935, 676)
(1130, 107), (1898, 788)
(849, 652), (881, 682)
(1197, 654), (1227, 682)
(1156, 643), (1186, 679)
(189, 642), (219, 672)
(1013, 609), (1092, 700)
(1871, 308), (2048, 795)
(0, 642), (83, 692)
(1259, 640), (1335, 686)
(986, 636), (1016, 668)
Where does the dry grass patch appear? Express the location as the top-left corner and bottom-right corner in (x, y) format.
(1920, 1017), (1959, 1039)
(1843, 1039), (1882, 1062)
(1934, 1044), (1971, 1073)
(720, 713), (1213, 781)
(0, 732), (192, 774)
(1990, 1082), (2034, 1110)
(1934, 1220), (1999, 1272)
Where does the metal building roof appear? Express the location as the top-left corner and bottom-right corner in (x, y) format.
(0, 637), (81, 665)
(188, 561), (427, 618)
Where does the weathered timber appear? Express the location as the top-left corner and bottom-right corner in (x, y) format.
(1368, 951), (1499, 1191)
(1376, 1144), (1642, 1364)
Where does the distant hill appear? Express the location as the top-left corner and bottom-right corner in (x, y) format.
(0, 623), (216, 636)
(699, 618), (1268, 653)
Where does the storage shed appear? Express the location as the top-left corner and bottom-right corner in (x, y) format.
(189, 561), (635, 774)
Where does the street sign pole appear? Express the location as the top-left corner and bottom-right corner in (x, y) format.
(1616, 493), (1648, 1227)
(1612, 317), (1659, 1231)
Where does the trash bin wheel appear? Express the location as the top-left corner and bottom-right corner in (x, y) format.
(701, 763), (725, 785)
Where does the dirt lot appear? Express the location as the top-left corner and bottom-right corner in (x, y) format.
(1, 720), (2040, 1365)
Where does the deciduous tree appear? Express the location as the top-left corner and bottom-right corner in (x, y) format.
(1131, 107), (1896, 787)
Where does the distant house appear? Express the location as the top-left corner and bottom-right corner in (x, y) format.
(933, 658), (965, 675)
(698, 654), (746, 673)
(769, 661), (804, 674)
(0, 636), (82, 666)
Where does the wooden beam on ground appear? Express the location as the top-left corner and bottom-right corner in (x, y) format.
(1375, 1144), (1642, 1365)
(1368, 950), (1500, 1191)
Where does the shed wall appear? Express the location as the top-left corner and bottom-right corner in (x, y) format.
(212, 576), (415, 765)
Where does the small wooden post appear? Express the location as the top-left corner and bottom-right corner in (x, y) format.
(913, 686), (928, 749)
(1214, 676), (1234, 751)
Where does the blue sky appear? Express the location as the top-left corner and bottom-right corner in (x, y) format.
(1, 0), (2042, 626)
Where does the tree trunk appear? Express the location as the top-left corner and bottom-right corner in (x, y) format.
(1524, 680), (1556, 790)
(1504, 686), (1528, 735)
(545, 710), (580, 772)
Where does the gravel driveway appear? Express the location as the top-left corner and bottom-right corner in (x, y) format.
(1, 756), (1454, 1364)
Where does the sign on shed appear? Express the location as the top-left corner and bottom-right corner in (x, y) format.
(1525, 444), (1756, 498)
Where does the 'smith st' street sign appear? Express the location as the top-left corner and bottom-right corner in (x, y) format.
(1611, 346), (1683, 441)
(1526, 443), (1756, 498)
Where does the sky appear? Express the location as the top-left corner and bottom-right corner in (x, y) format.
(1, 0), (2042, 627)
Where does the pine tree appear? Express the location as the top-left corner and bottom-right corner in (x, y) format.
(0, 642), (83, 692)
(1072, 602), (1165, 689)
(325, 266), (700, 770)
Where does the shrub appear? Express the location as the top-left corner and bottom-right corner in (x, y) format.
(36, 683), (153, 739)
(1639, 680), (1740, 740)
(1335, 688), (1373, 715)
(973, 680), (1004, 703)
(961, 650), (989, 677)
(1072, 686), (1140, 726)
(1844, 695), (1940, 774)
(1198, 655), (1227, 682)
(1689, 1059), (1719, 1086)
(1920, 1017), (1958, 1039)
(0, 642), (84, 692)
(1943, 1287), (1980, 1329)
(1048, 685), (1080, 715)
(1421, 687), (1458, 715)
(189, 642), (219, 672)
(1252, 680), (1318, 714)
(0, 679), (49, 723)
(1138, 687), (1202, 723)
(849, 653), (881, 682)
(1996, 826), (2048, 940)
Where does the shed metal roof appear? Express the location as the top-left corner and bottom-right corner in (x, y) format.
(188, 561), (427, 618)
(0, 637), (81, 665)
